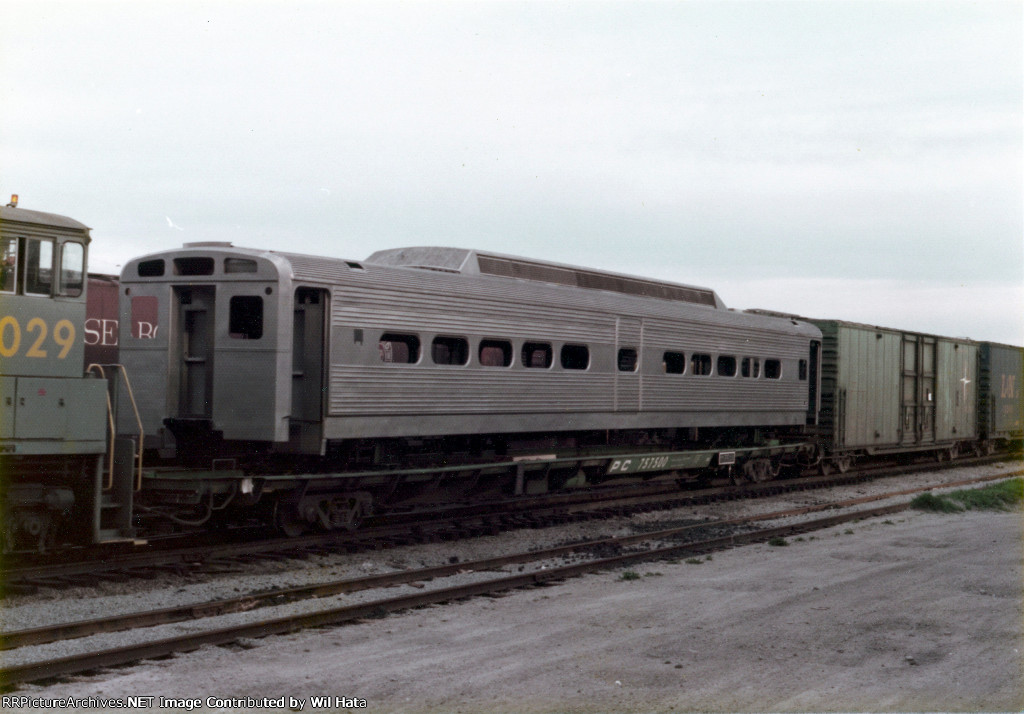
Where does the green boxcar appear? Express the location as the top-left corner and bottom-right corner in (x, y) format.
(978, 342), (1024, 445)
(809, 320), (977, 460)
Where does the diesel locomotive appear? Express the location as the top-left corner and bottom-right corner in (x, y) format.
(0, 199), (136, 552)
(1, 200), (1021, 550)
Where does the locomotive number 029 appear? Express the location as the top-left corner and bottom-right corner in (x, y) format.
(0, 316), (76, 359)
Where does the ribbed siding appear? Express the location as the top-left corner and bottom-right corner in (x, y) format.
(329, 369), (614, 414)
(331, 286), (615, 343)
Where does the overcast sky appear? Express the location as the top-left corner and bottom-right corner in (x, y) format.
(3, 1), (1021, 344)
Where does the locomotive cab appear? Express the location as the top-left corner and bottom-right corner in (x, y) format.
(0, 200), (112, 550)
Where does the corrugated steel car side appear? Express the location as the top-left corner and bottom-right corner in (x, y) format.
(812, 320), (977, 455)
(979, 342), (1024, 441)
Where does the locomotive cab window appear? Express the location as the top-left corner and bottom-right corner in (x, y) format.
(618, 348), (638, 372)
(228, 296), (263, 339)
(663, 351), (686, 374)
(0, 237), (17, 293)
(479, 339), (513, 367)
(522, 342), (552, 368)
(717, 355), (737, 377)
(24, 238), (53, 296)
(379, 333), (420, 363)
(432, 336), (469, 365)
(691, 353), (712, 376)
(561, 344), (590, 370)
(765, 359), (782, 379)
(60, 242), (84, 297)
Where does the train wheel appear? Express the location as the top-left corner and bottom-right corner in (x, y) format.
(836, 456), (852, 474)
(819, 460), (834, 476)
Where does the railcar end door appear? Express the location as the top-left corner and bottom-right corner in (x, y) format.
(174, 286), (215, 419)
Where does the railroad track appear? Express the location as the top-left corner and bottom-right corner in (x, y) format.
(3, 454), (1018, 593)
(1, 469), (1017, 688)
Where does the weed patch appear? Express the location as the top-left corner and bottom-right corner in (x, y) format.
(911, 478), (1022, 513)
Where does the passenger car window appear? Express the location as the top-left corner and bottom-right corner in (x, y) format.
(618, 348), (638, 372)
(560, 344), (590, 370)
(717, 355), (737, 377)
(137, 259), (165, 277)
(379, 333), (420, 363)
(522, 342), (553, 368)
(224, 258), (257, 274)
(765, 359), (782, 379)
(432, 336), (469, 365)
(691, 353), (712, 376)
(174, 257), (214, 276)
(229, 296), (263, 339)
(663, 351), (686, 374)
(479, 339), (513, 367)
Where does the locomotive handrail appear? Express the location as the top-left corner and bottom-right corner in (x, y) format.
(86, 363), (145, 492)
(86, 364), (118, 490)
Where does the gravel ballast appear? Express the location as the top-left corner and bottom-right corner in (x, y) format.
(2, 463), (1021, 712)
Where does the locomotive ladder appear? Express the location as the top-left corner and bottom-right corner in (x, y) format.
(86, 364), (144, 542)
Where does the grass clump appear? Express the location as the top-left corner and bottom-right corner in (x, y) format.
(767, 536), (789, 547)
(911, 478), (1022, 513)
(619, 571), (641, 581)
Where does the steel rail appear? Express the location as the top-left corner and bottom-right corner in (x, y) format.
(4, 457), (1019, 590)
(2, 473), (1017, 686)
(3, 469), (1014, 651)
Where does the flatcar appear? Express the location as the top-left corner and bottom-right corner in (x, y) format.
(117, 244), (823, 532)
(0, 198), (135, 551)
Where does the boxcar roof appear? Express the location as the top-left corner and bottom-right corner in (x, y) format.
(748, 309), (978, 344)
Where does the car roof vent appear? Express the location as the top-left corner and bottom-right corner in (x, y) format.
(476, 254), (719, 307)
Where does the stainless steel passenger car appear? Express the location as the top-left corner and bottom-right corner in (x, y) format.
(118, 244), (822, 462)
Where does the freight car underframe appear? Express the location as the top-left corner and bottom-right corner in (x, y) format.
(817, 438), (1001, 476)
(134, 425), (815, 536)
